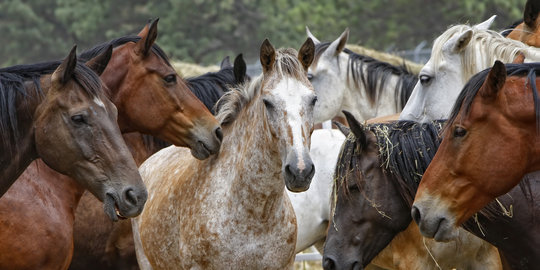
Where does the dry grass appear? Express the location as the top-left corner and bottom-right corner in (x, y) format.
(172, 61), (219, 78)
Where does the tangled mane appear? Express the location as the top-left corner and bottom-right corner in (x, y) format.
(430, 24), (539, 82)
(333, 120), (444, 209)
(215, 48), (307, 126)
(313, 42), (416, 110)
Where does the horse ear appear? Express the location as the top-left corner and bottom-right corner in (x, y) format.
(474, 15), (496, 30)
(52, 45), (77, 86)
(220, 56), (231, 70)
(333, 121), (350, 137)
(512, 52), (526, 64)
(136, 18), (159, 57)
(305, 26), (321, 45)
(524, 0), (540, 28)
(480, 60), (507, 100)
(260, 39), (276, 74)
(452, 29), (473, 53)
(325, 28), (349, 57)
(343, 110), (367, 149)
(298, 38), (315, 71)
(233, 54), (247, 84)
(85, 45), (112, 76)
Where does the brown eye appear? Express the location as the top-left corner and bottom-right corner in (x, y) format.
(164, 74), (176, 84)
(453, 126), (467, 137)
(71, 114), (87, 125)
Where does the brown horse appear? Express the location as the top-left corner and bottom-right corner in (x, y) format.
(412, 61), (540, 242)
(0, 19), (219, 270)
(70, 54), (248, 270)
(0, 45), (146, 214)
(507, 0), (540, 47)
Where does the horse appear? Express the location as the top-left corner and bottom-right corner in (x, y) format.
(506, 0), (540, 47)
(323, 113), (502, 270)
(412, 61), (540, 248)
(399, 15), (540, 123)
(0, 19), (219, 270)
(0, 43), (146, 212)
(70, 52), (248, 270)
(133, 38), (317, 269)
(306, 27), (416, 124)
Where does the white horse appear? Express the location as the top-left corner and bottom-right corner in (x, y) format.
(133, 39), (317, 269)
(306, 27), (417, 124)
(400, 15), (540, 122)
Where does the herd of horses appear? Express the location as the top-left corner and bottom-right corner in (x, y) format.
(1, 0), (539, 269)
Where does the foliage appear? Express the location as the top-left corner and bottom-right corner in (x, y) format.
(0, 0), (525, 66)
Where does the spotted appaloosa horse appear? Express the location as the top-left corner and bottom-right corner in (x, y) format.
(507, 0), (540, 47)
(133, 38), (317, 269)
(413, 61), (540, 246)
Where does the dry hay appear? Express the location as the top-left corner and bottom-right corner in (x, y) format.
(172, 61), (220, 78)
(346, 44), (423, 75)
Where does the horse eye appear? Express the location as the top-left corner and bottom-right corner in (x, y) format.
(311, 96), (318, 106)
(419, 75), (431, 85)
(263, 99), (274, 110)
(453, 126), (467, 138)
(71, 114), (87, 125)
(164, 74), (177, 84)
(307, 73), (314, 80)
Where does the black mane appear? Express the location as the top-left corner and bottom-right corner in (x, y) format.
(186, 67), (237, 114)
(314, 42), (417, 110)
(0, 61), (102, 156)
(501, 19), (524, 37)
(447, 63), (540, 134)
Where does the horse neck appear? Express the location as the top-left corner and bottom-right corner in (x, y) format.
(122, 132), (169, 165)
(341, 55), (404, 120)
(0, 80), (43, 196)
(220, 97), (285, 216)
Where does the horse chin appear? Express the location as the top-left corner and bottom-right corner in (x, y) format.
(103, 193), (144, 222)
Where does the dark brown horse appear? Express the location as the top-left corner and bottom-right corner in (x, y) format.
(323, 113), (501, 270)
(0, 19), (221, 270)
(69, 53), (248, 270)
(0, 44), (146, 214)
(506, 0), (540, 47)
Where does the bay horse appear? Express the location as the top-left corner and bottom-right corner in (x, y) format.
(0, 44), (146, 212)
(323, 112), (501, 270)
(506, 0), (540, 47)
(306, 27), (416, 124)
(412, 61), (540, 243)
(70, 53), (248, 270)
(0, 19), (220, 270)
(400, 15), (540, 123)
(133, 38), (317, 269)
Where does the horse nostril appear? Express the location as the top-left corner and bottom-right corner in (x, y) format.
(323, 257), (336, 270)
(411, 205), (422, 225)
(215, 127), (223, 142)
(306, 163), (315, 179)
(124, 188), (138, 206)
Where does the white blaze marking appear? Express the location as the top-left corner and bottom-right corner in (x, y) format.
(93, 97), (106, 110)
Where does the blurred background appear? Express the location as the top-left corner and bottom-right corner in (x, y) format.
(0, 0), (526, 68)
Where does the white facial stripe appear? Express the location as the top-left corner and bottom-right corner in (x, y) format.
(93, 96), (106, 109)
(272, 78), (313, 170)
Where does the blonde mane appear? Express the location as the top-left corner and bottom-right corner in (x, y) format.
(431, 24), (540, 81)
(215, 48), (308, 126)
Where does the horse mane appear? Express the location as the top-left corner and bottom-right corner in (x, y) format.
(501, 19), (524, 37)
(186, 66), (236, 114)
(313, 42), (416, 110)
(446, 62), (540, 135)
(141, 134), (171, 154)
(79, 36), (172, 66)
(0, 61), (103, 156)
(430, 24), (536, 81)
(215, 48), (306, 126)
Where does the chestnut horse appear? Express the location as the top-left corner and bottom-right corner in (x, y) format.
(70, 54), (248, 270)
(0, 19), (219, 270)
(323, 113), (501, 270)
(133, 39), (316, 269)
(507, 0), (540, 47)
(0, 44), (146, 210)
(412, 61), (540, 244)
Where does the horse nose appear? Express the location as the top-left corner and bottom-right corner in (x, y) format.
(323, 256), (336, 270)
(122, 187), (140, 207)
(284, 156), (315, 192)
(411, 205), (422, 225)
(214, 126), (223, 142)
